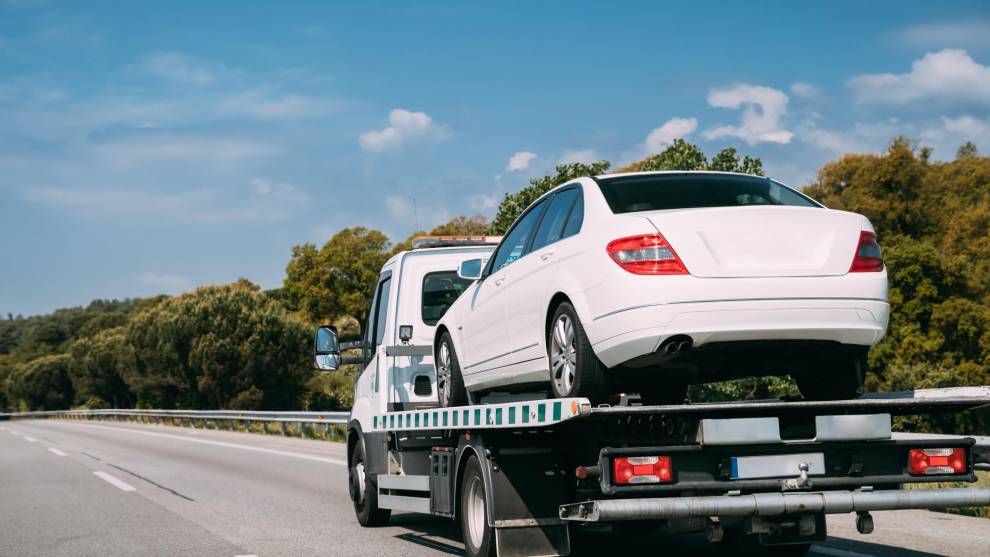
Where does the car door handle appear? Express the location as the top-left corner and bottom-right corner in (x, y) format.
(541, 251), (555, 261)
(494, 277), (505, 286)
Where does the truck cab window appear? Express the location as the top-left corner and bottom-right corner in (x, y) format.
(422, 271), (473, 326)
(373, 277), (392, 347)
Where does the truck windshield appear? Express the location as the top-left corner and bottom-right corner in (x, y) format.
(596, 173), (820, 213)
(422, 271), (473, 325)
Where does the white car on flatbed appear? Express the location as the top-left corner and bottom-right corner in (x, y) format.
(433, 171), (889, 406)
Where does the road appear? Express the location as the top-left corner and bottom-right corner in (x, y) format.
(1, 420), (988, 557)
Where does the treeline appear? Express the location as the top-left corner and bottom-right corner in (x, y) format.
(2, 139), (988, 436)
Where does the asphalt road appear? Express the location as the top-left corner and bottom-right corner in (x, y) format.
(1, 420), (988, 557)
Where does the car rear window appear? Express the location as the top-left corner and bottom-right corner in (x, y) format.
(422, 271), (473, 325)
(595, 173), (820, 213)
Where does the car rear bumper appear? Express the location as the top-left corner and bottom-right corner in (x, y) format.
(588, 298), (889, 368)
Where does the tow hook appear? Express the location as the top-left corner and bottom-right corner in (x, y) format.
(783, 462), (812, 491)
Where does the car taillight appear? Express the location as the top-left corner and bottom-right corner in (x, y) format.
(908, 448), (966, 475)
(612, 455), (672, 484)
(607, 234), (689, 275)
(849, 230), (883, 272)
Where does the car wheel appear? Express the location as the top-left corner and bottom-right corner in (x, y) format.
(350, 437), (390, 527)
(796, 352), (866, 401)
(437, 332), (468, 407)
(460, 456), (495, 557)
(548, 302), (608, 403)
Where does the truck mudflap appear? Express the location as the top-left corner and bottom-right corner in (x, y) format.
(558, 487), (990, 522)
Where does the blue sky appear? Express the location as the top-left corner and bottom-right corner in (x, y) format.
(2, 1), (989, 316)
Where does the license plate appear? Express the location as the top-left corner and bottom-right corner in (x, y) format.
(730, 453), (825, 480)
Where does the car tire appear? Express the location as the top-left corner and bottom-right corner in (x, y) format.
(350, 437), (391, 527)
(548, 302), (608, 404)
(460, 456), (495, 557)
(437, 332), (468, 407)
(796, 352), (866, 401)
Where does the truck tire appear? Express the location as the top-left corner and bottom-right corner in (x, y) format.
(350, 438), (390, 527)
(548, 302), (608, 404)
(437, 332), (468, 407)
(460, 456), (495, 557)
(796, 352), (866, 401)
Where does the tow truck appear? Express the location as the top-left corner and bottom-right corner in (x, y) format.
(312, 236), (990, 557)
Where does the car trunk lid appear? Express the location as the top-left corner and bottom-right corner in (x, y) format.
(642, 206), (865, 278)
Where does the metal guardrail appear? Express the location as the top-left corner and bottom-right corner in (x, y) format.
(0, 409), (349, 438)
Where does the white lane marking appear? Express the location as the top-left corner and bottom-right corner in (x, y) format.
(93, 471), (137, 492)
(48, 447), (68, 456)
(53, 422), (346, 466)
(235, 554), (259, 557)
(23, 436), (37, 442)
(9, 430), (19, 435)
(813, 546), (878, 557)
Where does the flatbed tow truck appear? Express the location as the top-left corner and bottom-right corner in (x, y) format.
(313, 237), (990, 557)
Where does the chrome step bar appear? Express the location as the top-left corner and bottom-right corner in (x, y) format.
(559, 487), (990, 522)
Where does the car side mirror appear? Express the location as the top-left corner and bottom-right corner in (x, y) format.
(458, 258), (486, 280)
(313, 325), (341, 372)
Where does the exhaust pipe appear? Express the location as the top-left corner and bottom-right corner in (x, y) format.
(658, 336), (693, 358)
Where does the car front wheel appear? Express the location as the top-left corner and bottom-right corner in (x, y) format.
(548, 302), (607, 403)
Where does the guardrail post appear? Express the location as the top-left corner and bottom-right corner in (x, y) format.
(280, 421), (287, 436)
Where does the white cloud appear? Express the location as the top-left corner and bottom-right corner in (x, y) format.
(796, 119), (902, 155)
(219, 91), (339, 120)
(847, 49), (990, 107)
(703, 84), (793, 145)
(558, 149), (597, 165)
(359, 108), (447, 153)
(140, 53), (218, 85)
(506, 151), (537, 172)
(139, 272), (192, 294)
(790, 82), (821, 99)
(643, 117), (697, 154)
(469, 193), (500, 212)
(919, 116), (990, 153)
(894, 20), (990, 51)
(88, 135), (279, 168)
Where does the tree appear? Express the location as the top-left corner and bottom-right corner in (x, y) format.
(9, 354), (74, 411)
(957, 141), (978, 159)
(67, 327), (134, 408)
(122, 281), (312, 410)
(619, 140), (764, 176)
(284, 227), (392, 327)
(489, 161), (611, 234)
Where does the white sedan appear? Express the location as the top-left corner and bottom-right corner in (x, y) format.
(433, 171), (888, 406)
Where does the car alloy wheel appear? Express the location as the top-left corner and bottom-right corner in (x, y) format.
(550, 313), (578, 395)
(437, 341), (452, 405)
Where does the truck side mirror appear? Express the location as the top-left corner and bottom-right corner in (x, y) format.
(458, 258), (485, 280)
(313, 325), (341, 372)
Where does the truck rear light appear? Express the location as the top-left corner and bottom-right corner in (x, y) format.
(612, 455), (672, 484)
(607, 234), (689, 275)
(908, 448), (966, 475)
(849, 231), (883, 272)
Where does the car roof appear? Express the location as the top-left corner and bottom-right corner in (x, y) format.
(594, 170), (769, 180)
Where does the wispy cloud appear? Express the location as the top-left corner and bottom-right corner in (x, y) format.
(893, 20), (990, 51)
(506, 151), (536, 172)
(704, 84), (793, 145)
(790, 82), (821, 100)
(558, 149), (597, 165)
(847, 49), (990, 108)
(218, 91), (340, 120)
(359, 108), (448, 153)
(139, 272), (192, 294)
(140, 52), (220, 85)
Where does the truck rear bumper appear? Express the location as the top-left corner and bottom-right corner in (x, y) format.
(559, 487), (990, 522)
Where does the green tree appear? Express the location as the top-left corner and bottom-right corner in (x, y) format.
(957, 141), (978, 159)
(489, 161), (611, 234)
(122, 280), (312, 410)
(67, 327), (134, 408)
(619, 140), (764, 176)
(284, 227), (392, 327)
(10, 354), (74, 410)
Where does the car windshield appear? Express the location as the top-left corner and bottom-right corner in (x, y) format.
(595, 173), (820, 213)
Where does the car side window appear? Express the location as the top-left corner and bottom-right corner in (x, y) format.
(530, 188), (579, 252)
(561, 190), (584, 238)
(489, 198), (548, 272)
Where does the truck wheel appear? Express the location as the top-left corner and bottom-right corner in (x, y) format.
(796, 352), (865, 401)
(460, 456), (495, 557)
(548, 302), (607, 404)
(350, 438), (390, 527)
(437, 332), (468, 407)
